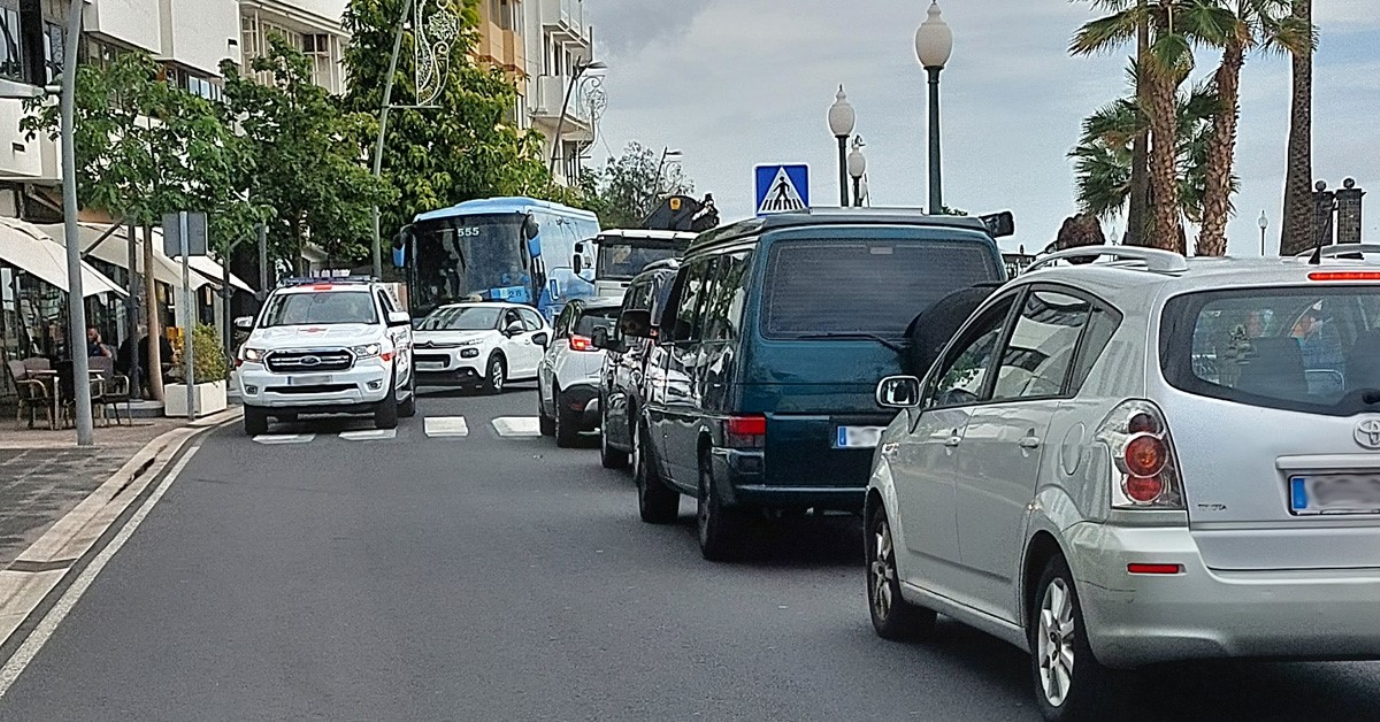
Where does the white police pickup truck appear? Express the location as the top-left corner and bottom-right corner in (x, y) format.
(234, 277), (416, 435)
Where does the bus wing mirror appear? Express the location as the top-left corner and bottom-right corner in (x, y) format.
(573, 255), (584, 275)
(523, 215), (539, 240)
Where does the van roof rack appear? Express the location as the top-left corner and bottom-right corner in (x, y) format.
(1025, 247), (1189, 275)
(1294, 244), (1380, 261)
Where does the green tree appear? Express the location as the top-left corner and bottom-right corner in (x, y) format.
(1280, 0), (1315, 256)
(582, 142), (695, 229)
(341, 0), (558, 247)
(221, 36), (391, 273)
(1191, 0), (1310, 256)
(1073, 1), (1196, 253)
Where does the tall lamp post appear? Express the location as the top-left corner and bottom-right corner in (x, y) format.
(548, 59), (607, 176)
(0, 0), (93, 445)
(915, 1), (953, 215)
(847, 137), (867, 207)
(652, 147), (683, 200)
(827, 86), (856, 208)
(1258, 210), (1269, 256)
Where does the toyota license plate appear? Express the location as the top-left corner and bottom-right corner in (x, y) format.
(836, 426), (886, 449)
(1290, 474), (1380, 515)
(288, 374), (332, 386)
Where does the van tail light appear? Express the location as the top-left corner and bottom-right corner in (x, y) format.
(1096, 400), (1185, 510)
(569, 335), (594, 352)
(725, 414), (767, 449)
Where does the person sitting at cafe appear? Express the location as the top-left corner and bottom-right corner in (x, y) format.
(87, 326), (114, 358)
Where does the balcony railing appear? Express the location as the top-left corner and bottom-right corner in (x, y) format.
(540, 0), (589, 45)
(532, 74), (592, 127)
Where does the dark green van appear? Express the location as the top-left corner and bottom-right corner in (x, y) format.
(632, 209), (1010, 560)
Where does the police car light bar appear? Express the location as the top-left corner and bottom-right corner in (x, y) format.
(278, 275), (377, 287)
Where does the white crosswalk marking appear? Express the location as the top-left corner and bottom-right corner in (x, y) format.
(339, 429), (398, 441)
(252, 434), (316, 445)
(424, 417), (470, 438)
(492, 416), (542, 438)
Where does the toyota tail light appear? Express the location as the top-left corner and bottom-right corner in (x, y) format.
(725, 414), (767, 449)
(1095, 400), (1185, 510)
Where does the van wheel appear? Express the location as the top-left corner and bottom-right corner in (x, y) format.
(374, 373), (399, 430)
(1029, 555), (1127, 721)
(867, 505), (936, 641)
(697, 450), (742, 562)
(244, 406), (268, 436)
(482, 354), (506, 395)
(636, 422), (678, 524)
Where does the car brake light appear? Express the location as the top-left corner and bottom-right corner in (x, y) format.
(1127, 563), (1182, 575)
(1309, 271), (1380, 282)
(569, 335), (594, 352)
(725, 414), (767, 448)
(380, 351), (394, 362)
(1096, 400), (1185, 510)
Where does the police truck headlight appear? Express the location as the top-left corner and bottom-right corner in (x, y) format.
(242, 348), (267, 364)
(352, 343), (382, 358)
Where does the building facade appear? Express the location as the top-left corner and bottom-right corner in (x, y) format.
(521, 0), (596, 186)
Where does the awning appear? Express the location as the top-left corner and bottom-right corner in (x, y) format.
(174, 253), (256, 294)
(0, 217), (127, 298)
(38, 223), (256, 294)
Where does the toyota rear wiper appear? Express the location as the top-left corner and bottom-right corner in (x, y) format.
(794, 333), (905, 354)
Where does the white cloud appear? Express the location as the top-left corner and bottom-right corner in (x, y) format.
(587, 0), (1380, 253)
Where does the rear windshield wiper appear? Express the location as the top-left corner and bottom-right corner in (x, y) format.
(793, 333), (904, 353)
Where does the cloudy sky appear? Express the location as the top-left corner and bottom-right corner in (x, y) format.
(584, 0), (1379, 256)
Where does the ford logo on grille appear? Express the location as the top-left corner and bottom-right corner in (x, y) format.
(300, 355), (322, 367)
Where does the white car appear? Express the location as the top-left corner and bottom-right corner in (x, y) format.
(537, 297), (624, 446)
(235, 277), (416, 435)
(412, 302), (550, 393)
(866, 245), (1380, 720)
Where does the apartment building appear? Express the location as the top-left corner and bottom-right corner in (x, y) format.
(239, 0), (348, 95)
(523, 0), (597, 186)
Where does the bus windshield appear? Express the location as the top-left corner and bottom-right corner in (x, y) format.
(410, 214), (530, 316)
(596, 243), (683, 281)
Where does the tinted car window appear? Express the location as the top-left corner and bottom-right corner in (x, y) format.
(991, 290), (1091, 401)
(703, 251), (752, 342)
(1161, 287), (1380, 416)
(519, 308), (544, 331)
(419, 306), (500, 331)
(762, 239), (1001, 338)
(574, 307), (621, 338)
(670, 260), (712, 342)
(926, 297), (1015, 409)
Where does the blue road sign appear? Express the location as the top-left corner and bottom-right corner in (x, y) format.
(755, 165), (810, 216)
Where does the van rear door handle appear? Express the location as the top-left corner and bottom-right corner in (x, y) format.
(943, 436), (962, 448)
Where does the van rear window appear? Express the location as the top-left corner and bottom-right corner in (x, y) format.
(1160, 287), (1380, 416)
(761, 240), (1002, 338)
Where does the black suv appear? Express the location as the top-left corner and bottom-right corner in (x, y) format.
(594, 260), (680, 469)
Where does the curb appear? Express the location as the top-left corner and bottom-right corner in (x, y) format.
(0, 408), (241, 656)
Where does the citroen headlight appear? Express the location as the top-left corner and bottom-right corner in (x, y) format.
(242, 348), (267, 363)
(352, 343), (383, 358)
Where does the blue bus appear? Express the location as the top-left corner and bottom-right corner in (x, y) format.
(393, 197), (602, 320)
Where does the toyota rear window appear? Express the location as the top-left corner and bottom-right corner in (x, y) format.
(1160, 287), (1380, 416)
(761, 239), (1003, 338)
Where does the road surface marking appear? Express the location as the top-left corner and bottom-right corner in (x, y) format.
(252, 434), (316, 445)
(492, 416), (542, 438)
(0, 447), (200, 699)
(339, 429), (397, 441)
(424, 417), (469, 438)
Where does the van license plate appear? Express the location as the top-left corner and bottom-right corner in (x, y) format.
(837, 426), (886, 449)
(288, 375), (332, 386)
(1289, 475), (1380, 515)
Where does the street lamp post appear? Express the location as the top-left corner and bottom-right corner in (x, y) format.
(847, 137), (867, 208)
(0, 0), (92, 445)
(548, 59), (607, 176)
(915, 1), (953, 216)
(652, 147), (683, 201)
(827, 86), (856, 208)
(1258, 210), (1269, 256)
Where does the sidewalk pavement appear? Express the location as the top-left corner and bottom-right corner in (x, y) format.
(0, 411), (238, 569)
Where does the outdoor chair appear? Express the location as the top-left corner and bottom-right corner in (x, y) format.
(88, 356), (132, 425)
(55, 360), (106, 429)
(7, 359), (53, 429)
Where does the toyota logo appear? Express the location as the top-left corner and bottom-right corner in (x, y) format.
(300, 355), (322, 367)
(1355, 419), (1380, 449)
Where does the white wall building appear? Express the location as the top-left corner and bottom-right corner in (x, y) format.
(239, 0), (348, 95)
(522, 0), (596, 186)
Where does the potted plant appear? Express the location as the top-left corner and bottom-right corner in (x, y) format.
(164, 324), (232, 417)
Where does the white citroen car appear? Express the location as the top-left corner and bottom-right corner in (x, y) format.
(412, 302), (550, 393)
(867, 245), (1380, 720)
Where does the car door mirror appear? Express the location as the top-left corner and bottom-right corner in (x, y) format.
(233, 316), (255, 331)
(387, 311), (411, 327)
(876, 376), (922, 409)
(504, 321), (524, 337)
(533, 331), (549, 348)
(591, 326), (617, 351)
(619, 309), (652, 339)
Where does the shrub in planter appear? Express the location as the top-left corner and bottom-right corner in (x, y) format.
(192, 323), (232, 383)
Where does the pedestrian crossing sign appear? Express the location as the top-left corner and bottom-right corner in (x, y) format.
(755, 164), (810, 216)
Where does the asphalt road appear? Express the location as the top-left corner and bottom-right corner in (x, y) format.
(3, 386), (1380, 721)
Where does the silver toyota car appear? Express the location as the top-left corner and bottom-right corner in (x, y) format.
(865, 245), (1380, 721)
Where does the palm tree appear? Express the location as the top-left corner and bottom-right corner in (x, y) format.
(1191, 0), (1311, 256)
(1073, 1), (1196, 253)
(1072, 81), (1222, 229)
(1280, 0), (1314, 256)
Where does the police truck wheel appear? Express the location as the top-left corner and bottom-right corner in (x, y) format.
(243, 406), (268, 436)
(398, 374), (417, 418)
(374, 374), (399, 430)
